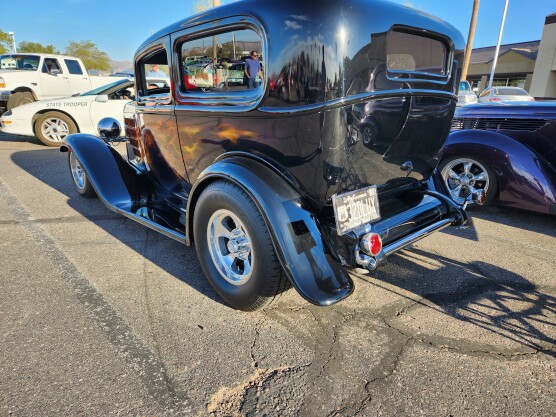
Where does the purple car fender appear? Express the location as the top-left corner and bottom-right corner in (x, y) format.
(444, 130), (556, 215)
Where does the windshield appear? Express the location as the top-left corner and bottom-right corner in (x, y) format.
(0, 54), (40, 71)
(459, 81), (471, 91)
(80, 79), (131, 96)
(495, 87), (529, 96)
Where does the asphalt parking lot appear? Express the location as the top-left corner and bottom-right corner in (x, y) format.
(0, 131), (555, 417)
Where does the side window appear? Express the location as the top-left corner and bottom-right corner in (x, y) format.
(65, 59), (83, 75)
(179, 28), (263, 94)
(42, 58), (62, 74)
(138, 48), (170, 97)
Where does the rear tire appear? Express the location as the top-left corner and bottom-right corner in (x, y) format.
(35, 112), (78, 147)
(193, 180), (289, 311)
(68, 151), (96, 198)
(7, 91), (35, 110)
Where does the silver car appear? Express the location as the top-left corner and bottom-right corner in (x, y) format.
(478, 86), (535, 103)
(457, 80), (478, 107)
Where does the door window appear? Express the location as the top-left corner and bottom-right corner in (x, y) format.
(42, 58), (62, 74)
(65, 59), (83, 75)
(179, 28), (263, 94)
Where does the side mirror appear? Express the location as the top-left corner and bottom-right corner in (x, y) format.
(50, 69), (60, 76)
(97, 117), (121, 141)
(95, 94), (109, 103)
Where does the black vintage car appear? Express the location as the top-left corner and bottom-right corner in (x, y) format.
(61, 0), (478, 310)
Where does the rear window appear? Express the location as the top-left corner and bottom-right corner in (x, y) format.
(386, 30), (447, 75)
(495, 88), (528, 96)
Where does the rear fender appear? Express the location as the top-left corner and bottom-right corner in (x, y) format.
(60, 133), (148, 212)
(444, 130), (556, 213)
(186, 156), (353, 306)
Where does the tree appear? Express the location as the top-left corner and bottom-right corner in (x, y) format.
(0, 29), (13, 54)
(64, 40), (110, 71)
(19, 41), (58, 54)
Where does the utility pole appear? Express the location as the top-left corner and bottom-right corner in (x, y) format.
(460, 0), (480, 82)
(488, 0), (509, 89)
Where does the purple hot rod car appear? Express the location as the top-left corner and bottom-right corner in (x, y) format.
(441, 102), (556, 215)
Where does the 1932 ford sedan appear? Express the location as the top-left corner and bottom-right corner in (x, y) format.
(61, 0), (479, 310)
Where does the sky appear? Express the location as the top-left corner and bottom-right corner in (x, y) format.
(2, 0), (555, 62)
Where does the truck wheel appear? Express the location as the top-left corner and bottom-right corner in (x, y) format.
(35, 112), (78, 147)
(193, 180), (289, 311)
(68, 151), (96, 198)
(7, 91), (35, 110)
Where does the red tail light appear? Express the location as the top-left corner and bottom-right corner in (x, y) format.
(361, 232), (383, 256)
(489, 97), (502, 102)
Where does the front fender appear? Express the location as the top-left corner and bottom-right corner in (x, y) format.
(444, 130), (556, 213)
(61, 133), (147, 212)
(186, 157), (353, 306)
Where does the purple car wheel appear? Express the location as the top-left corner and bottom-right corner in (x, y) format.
(440, 156), (497, 206)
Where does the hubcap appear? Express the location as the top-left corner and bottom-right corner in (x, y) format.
(441, 158), (490, 205)
(363, 127), (373, 145)
(69, 152), (86, 190)
(207, 209), (253, 285)
(41, 117), (70, 143)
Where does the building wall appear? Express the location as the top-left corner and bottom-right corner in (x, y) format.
(530, 15), (556, 99)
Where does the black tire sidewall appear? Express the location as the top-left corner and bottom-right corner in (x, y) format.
(439, 154), (498, 206)
(36, 111), (78, 147)
(193, 182), (277, 309)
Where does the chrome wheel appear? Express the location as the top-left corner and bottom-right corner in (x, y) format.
(207, 209), (253, 285)
(69, 152), (86, 191)
(441, 157), (490, 205)
(362, 127), (373, 145)
(41, 117), (70, 143)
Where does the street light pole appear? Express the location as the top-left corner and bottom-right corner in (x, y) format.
(487, 0), (509, 89)
(8, 32), (16, 53)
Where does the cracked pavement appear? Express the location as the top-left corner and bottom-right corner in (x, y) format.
(1, 132), (555, 416)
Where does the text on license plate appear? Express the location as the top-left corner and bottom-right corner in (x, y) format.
(332, 186), (381, 235)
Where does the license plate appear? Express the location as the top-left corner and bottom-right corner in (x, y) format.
(332, 186), (381, 235)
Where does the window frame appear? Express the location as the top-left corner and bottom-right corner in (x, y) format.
(385, 25), (453, 85)
(171, 16), (267, 112)
(135, 38), (173, 106)
(64, 59), (84, 75)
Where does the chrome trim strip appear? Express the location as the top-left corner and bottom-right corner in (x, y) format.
(382, 217), (453, 257)
(258, 89), (456, 115)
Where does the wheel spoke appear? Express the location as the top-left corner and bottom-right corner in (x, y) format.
(474, 172), (486, 182)
(448, 169), (460, 180)
(214, 219), (233, 239)
(463, 161), (473, 175)
(452, 184), (463, 197)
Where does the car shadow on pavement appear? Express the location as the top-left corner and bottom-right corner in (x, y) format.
(441, 205), (556, 242)
(356, 247), (556, 357)
(10, 148), (223, 305)
(0, 131), (43, 146)
(11, 148), (556, 354)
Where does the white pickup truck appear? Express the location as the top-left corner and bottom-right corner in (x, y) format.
(0, 53), (127, 112)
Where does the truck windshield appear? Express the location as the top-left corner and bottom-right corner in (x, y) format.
(0, 54), (40, 71)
